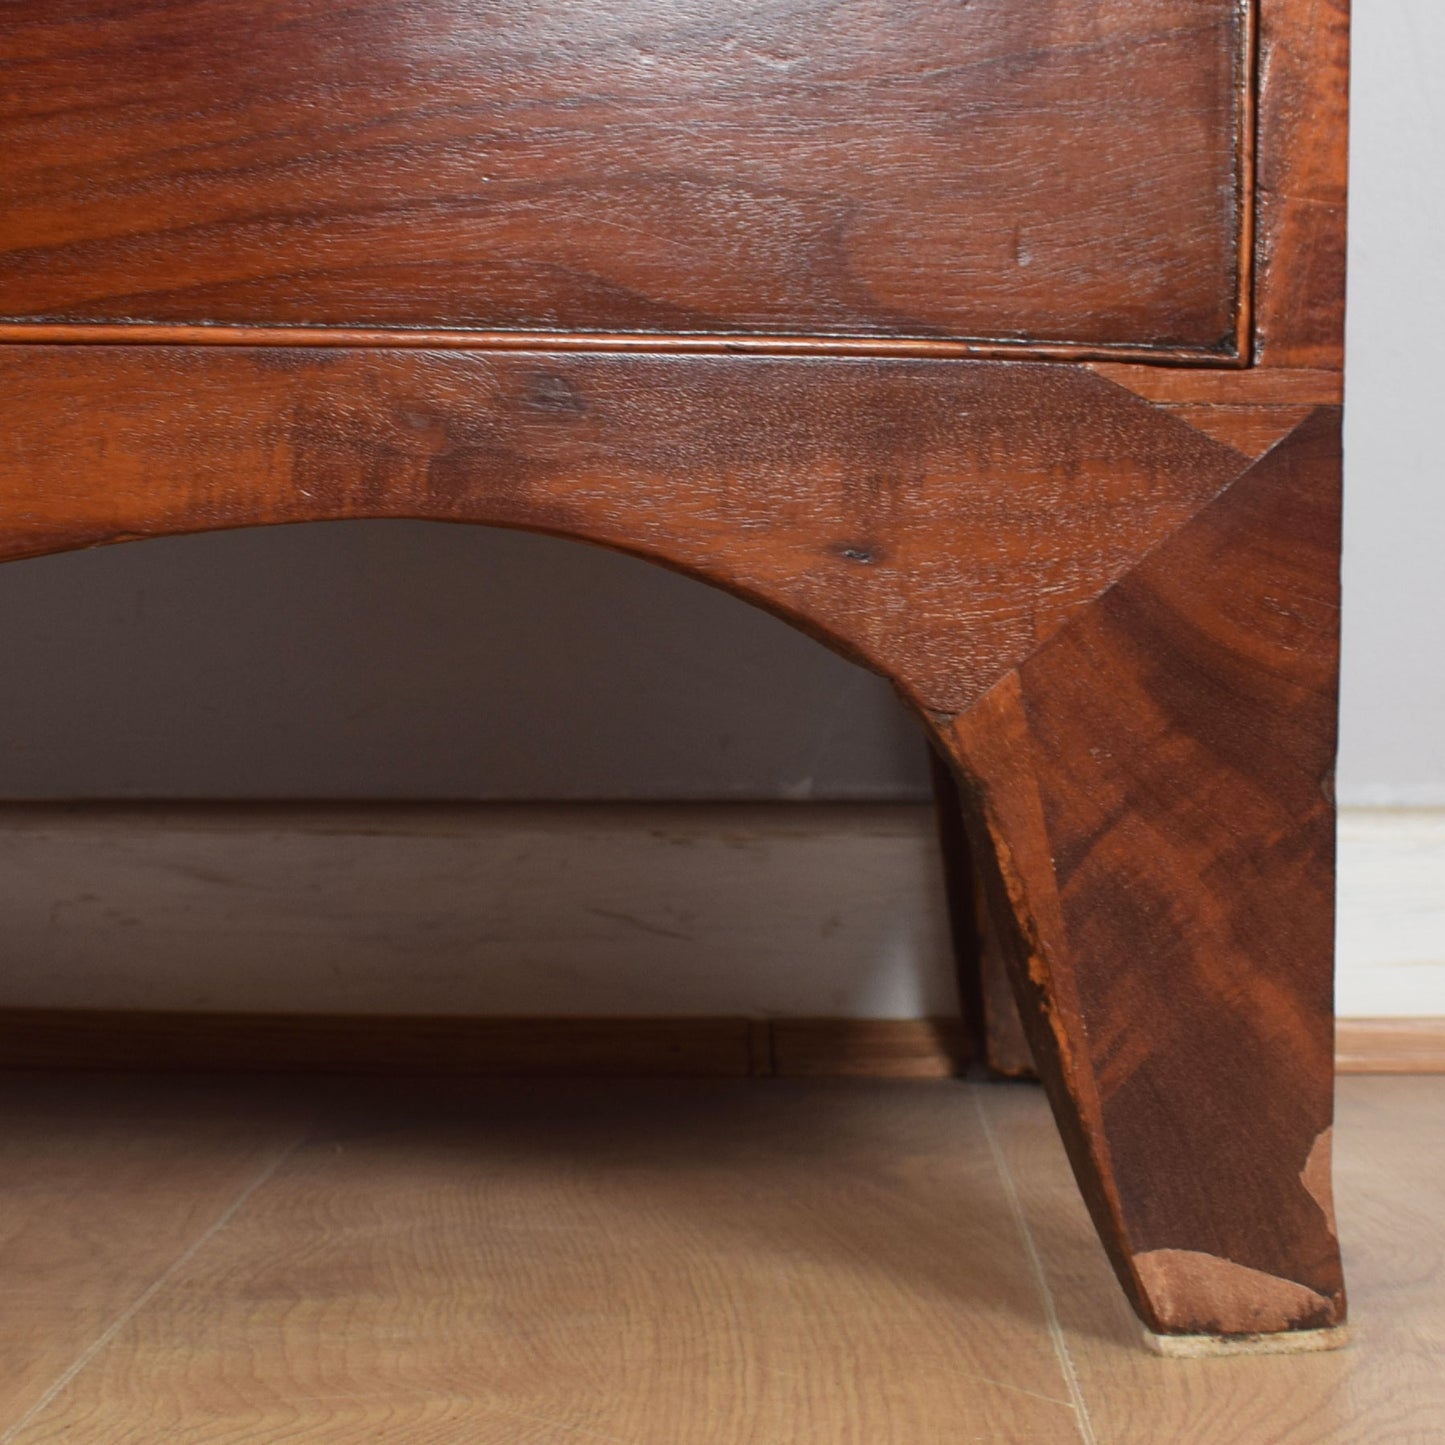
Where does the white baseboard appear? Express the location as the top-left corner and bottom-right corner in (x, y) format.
(1336, 808), (1445, 1015)
(0, 803), (1439, 1020)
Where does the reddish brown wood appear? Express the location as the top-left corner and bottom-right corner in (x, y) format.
(0, 0), (1349, 1349)
(929, 748), (1034, 1078)
(0, 347), (1253, 718)
(0, 0), (1248, 357)
(973, 891), (1039, 1080)
(0, 325), (1249, 367)
(927, 749), (984, 1070)
(939, 411), (1344, 1336)
(1254, 0), (1351, 368)
(1086, 365), (1343, 406)
(1138, 404), (1315, 459)
(1086, 362), (1339, 457)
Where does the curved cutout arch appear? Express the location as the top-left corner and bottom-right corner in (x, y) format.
(0, 346), (1246, 717)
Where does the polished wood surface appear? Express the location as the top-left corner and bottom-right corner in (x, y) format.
(0, 348), (1254, 717)
(943, 411), (1344, 1337)
(0, 0), (1249, 358)
(929, 752), (1037, 1078)
(0, 1075), (1439, 1444)
(0, 0), (1351, 1348)
(1254, 0), (1351, 369)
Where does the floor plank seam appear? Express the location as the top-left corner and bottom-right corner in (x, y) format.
(0, 1130), (305, 1443)
(975, 1090), (1099, 1445)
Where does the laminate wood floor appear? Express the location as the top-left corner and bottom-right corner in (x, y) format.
(0, 1072), (1439, 1443)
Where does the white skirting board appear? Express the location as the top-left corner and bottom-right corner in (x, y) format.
(0, 803), (1440, 1020)
(1335, 809), (1445, 1016)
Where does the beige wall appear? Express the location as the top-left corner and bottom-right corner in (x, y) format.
(0, 521), (929, 802)
(1337, 0), (1445, 806)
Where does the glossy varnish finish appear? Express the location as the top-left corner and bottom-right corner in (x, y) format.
(0, 348), (1253, 717)
(0, 0), (1249, 356)
(0, 0), (1351, 1349)
(1254, 0), (1351, 368)
(944, 410), (1344, 1335)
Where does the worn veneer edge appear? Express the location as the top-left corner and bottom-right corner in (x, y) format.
(1143, 1324), (1350, 1359)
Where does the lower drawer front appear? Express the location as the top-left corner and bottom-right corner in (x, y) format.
(0, 0), (1246, 356)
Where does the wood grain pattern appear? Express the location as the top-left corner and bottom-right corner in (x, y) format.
(1085, 365), (1344, 406)
(1085, 363), (1340, 456)
(1335, 1019), (1445, 1075)
(1253, 0), (1351, 368)
(0, 347), (1253, 716)
(3, 1077), (1440, 1442)
(0, 0), (1249, 357)
(1, 1080), (1086, 1443)
(0, 1075), (309, 1432)
(1141, 403), (1314, 459)
(939, 411), (1344, 1337)
(928, 750), (1035, 1078)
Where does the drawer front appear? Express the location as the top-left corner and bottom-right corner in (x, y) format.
(0, 0), (1249, 358)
